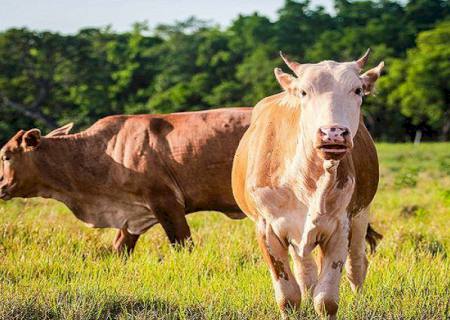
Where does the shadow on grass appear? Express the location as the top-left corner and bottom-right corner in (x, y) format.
(0, 294), (254, 320)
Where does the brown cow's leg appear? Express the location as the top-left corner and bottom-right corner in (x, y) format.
(154, 203), (192, 247)
(256, 218), (301, 314)
(313, 218), (349, 320)
(289, 247), (318, 299)
(345, 209), (369, 292)
(113, 228), (140, 255)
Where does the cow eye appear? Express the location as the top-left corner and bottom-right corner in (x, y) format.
(300, 90), (307, 97)
(354, 88), (363, 96)
(2, 156), (10, 161)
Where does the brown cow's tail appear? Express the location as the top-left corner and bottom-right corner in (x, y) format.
(366, 223), (383, 254)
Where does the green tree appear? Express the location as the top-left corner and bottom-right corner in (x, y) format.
(276, 0), (333, 59)
(0, 29), (69, 132)
(385, 21), (450, 140)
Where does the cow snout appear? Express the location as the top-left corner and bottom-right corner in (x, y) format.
(0, 185), (7, 199)
(318, 126), (349, 144)
(0, 181), (13, 200)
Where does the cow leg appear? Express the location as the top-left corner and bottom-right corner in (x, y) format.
(289, 246), (318, 299)
(154, 203), (192, 247)
(345, 209), (369, 292)
(256, 218), (301, 314)
(113, 228), (140, 255)
(313, 218), (349, 320)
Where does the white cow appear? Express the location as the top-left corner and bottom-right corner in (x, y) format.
(232, 49), (383, 319)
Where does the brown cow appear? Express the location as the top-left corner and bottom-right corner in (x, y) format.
(232, 50), (383, 319)
(0, 108), (251, 254)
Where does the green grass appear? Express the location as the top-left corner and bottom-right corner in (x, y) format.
(0, 143), (449, 320)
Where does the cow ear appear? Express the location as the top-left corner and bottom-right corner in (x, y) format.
(274, 68), (296, 92)
(12, 130), (25, 143)
(361, 61), (384, 95)
(21, 129), (41, 151)
(46, 123), (74, 137)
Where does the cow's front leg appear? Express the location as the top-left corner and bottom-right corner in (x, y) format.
(345, 209), (369, 292)
(289, 247), (318, 299)
(113, 228), (140, 255)
(256, 218), (301, 314)
(313, 217), (349, 319)
(154, 201), (192, 248)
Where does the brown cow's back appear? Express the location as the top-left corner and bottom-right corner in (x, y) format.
(138, 107), (251, 212)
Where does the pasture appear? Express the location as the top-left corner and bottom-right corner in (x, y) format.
(0, 143), (449, 320)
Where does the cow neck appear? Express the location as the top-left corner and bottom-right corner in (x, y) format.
(292, 131), (355, 214)
(33, 133), (96, 197)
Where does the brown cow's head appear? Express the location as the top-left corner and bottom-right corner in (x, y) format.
(0, 123), (73, 200)
(0, 129), (42, 200)
(274, 49), (384, 160)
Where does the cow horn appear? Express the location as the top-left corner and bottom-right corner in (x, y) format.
(356, 48), (371, 69)
(279, 51), (301, 76)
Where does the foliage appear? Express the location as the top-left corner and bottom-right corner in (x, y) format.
(382, 20), (450, 140)
(0, 0), (449, 142)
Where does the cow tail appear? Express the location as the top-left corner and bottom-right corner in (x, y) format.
(366, 223), (383, 254)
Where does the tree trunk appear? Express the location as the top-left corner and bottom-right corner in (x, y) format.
(0, 89), (58, 129)
(441, 118), (450, 141)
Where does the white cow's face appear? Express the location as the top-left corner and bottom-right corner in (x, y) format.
(275, 50), (383, 160)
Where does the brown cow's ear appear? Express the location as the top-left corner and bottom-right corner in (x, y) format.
(361, 61), (384, 95)
(46, 123), (74, 137)
(274, 68), (296, 92)
(21, 129), (41, 151)
(12, 130), (25, 143)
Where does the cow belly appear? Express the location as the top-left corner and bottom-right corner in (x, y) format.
(69, 197), (156, 235)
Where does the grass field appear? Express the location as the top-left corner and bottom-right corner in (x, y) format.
(0, 143), (449, 320)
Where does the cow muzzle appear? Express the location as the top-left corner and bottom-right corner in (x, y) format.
(0, 183), (14, 200)
(316, 126), (353, 160)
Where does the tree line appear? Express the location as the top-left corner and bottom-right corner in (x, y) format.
(0, 0), (448, 143)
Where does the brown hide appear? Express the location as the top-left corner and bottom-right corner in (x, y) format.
(347, 120), (379, 215)
(1, 108), (251, 240)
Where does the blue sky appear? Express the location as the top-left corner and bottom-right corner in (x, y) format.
(0, 0), (334, 34)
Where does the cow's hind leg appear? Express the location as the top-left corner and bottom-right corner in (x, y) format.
(313, 218), (349, 320)
(256, 218), (301, 314)
(345, 209), (369, 292)
(113, 228), (140, 255)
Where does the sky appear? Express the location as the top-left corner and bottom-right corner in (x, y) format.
(0, 0), (334, 34)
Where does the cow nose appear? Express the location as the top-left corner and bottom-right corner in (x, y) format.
(319, 126), (349, 143)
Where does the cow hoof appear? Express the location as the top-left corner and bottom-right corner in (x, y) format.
(314, 293), (338, 319)
(278, 300), (300, 319)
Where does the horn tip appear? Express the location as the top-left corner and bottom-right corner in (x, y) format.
(357, 48), (372, 68)
(274, 67), (283, 75)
